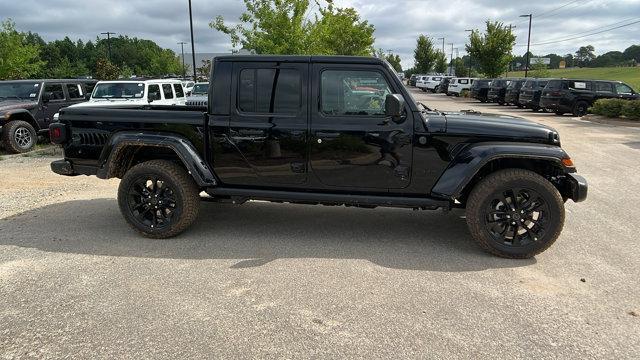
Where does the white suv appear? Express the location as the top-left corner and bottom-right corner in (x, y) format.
(416, 76), (443, 92)
(447, 78), (475, 96)
(69, 79), (186, 108)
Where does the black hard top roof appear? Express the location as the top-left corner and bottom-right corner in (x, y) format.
(213, 55), (386, 65)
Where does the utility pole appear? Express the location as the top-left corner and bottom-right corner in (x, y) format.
(520, 14), (532, 77)
(178, 42), (187, 80)
(448, 43), (454, 76)
(465, 29), (473, 77)
(100, 32), (116, 61)
(437, 37), (445, 55)
(188, 0), (197, 82)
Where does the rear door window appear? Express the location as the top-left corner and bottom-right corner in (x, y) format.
(66, 84), (84, 99)
(162, 84), (174, 99)
(148, 84), (161, 101)
(238, 68), (302, 114)
(44, 84), (65, 100)
(595, 82), (614, 93)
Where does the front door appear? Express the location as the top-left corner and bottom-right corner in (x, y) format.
(41, 83), (67, 125)
(214, 61), (308, 187)
(309, 64), (413, 190)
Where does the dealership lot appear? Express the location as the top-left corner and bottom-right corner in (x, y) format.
(1, 88), (639, 358)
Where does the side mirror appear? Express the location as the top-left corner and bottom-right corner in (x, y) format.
(385, 94), (405, 122)
(42, 92), (52, 103)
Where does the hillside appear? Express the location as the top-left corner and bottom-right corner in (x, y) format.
(508, 67), (640, 90)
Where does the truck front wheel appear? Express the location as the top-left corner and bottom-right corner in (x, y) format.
(465, 169), (565, 258)
(2, 120), (36, 153)
(118, 160), (200, 238)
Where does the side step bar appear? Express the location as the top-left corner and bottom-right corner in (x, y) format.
(205, 187), (450, 210)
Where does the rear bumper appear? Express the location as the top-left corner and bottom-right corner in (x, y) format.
(567, 173), (588, 203)
(51, 159), (98, 177)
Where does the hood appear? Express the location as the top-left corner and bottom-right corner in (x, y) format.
(443, 112), (559, 145)
(0, 99), (38, 113)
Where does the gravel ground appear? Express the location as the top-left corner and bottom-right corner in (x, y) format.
(1, 89), (639, 359)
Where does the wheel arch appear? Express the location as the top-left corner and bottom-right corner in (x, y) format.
(96, 131), (217, 187)
(3, 110), (39, 130)
(430, 143), (574, 205)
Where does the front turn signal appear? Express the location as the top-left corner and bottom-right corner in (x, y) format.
(562, 158), (574, 167)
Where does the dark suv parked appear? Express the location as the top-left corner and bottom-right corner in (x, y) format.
(0, 79), (97, 153)
(469, 79), (492, 102)
(505, 79), (526, 107)
(487, 78), (517, 105)
(540, 79), (638, 116)
(518, 79), (551, 111)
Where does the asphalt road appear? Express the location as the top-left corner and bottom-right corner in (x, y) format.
(1, 89), (639, 359)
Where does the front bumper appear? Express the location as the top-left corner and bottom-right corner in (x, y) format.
(567, 173), (588, 203)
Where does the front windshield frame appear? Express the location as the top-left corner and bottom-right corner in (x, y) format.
(0, 82), (42, 100)
(91, 82), (146, 99)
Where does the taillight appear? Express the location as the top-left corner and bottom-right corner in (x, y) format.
(49, 123), (67, 144)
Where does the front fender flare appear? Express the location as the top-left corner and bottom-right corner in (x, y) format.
(430, 142), (570, 200)
(96, 131), (217, 187)
(2, 109), (39, 129)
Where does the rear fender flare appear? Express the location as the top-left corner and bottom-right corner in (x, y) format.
(430, 142), (570, 200)
(97, 131), (217, 187)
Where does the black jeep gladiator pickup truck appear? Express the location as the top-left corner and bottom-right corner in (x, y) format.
(49, 55), (587, 258)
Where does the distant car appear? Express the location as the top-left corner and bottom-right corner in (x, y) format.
(505, 79), (527, 107)
(417, 76), (443, 92)
(518, 79), (551, 112)
(67, 79), (187, 110)
(540, 79), (638, 116)
(487, 79), (517, 105)
(447, 78), (475, 96)
(186, 82), (210, 107)
(0, 79), (96, 153)
(409, 74), (418, 86)
(469, 79), (493, 102)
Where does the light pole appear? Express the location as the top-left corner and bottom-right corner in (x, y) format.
(448, 43), (454, 76)
(178, 42), (187, 80)
(188, 0), (197, 81)
(520, 14), (532, 77)
(465, 29), (473, 77)
(100, 32), (116, 61)
(437, 37), (445, 55)
(506, 25), (516, 77)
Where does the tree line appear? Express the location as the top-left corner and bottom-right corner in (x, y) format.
(1, 19), (182, 80)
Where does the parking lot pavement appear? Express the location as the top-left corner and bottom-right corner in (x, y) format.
(1, 91), (640, 359)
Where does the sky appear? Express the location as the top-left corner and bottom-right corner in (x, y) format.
(4, 0), (640, 69)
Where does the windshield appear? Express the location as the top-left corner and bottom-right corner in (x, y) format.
(0, 82), (41, 100)
(523, 80), (536, 89)
(92, 83), (145, 99)
(191, 83), (209, 95)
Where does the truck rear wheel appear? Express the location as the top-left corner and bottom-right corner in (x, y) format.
(2, 120), (36, 153)
(465, 169), (565, 258)
(573, 101), (589, 117)
(118, 160), (200, 238)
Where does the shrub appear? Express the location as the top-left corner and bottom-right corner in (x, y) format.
(621, 100), (640, 120)
(590, 98), (626, 117)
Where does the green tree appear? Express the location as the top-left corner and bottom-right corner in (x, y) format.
(452, 58), (467, 77)
(575, 45), (595, 67)
(623, 45), (640, 63)
(384, 52), (403, 72)
(465, 21), (516, 77)
(211, 0), (374, 56)
(413, 35), (438, 74)
(0, 19), (44, 79)
(529, 58), (550, 78)
(197, 59), (212, 78)
(434, 52), (447, 73)
(95, 58), (120, 80)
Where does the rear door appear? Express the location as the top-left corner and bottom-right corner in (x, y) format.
(216, 61), (309, 187)
(309, 64), (413, 191)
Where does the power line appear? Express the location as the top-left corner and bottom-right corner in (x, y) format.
(534, 0), (581, 19)
(517, 18), (640, 46)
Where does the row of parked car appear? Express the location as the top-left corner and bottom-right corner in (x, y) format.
(0, 78), (210, 153)
(409, 74), (638, 117)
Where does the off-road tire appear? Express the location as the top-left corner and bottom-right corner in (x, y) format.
(1, 120), (37, 153)
(573, 101), (589, 117)
(118, 160), (200, 238)
(465, 169), (565, 258)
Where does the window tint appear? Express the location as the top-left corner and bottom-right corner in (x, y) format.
(44, 84), (65, 100)
(148, 84), (161, 101)
(238, 68), (301, 114)
(595, 82), (614, 92)
(66, 84), (83, 99)
(173, 84), (185, 98)
(615, 83), (634, 94)
(162, 84), (174, 99)
(321, 70), (391, 116)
